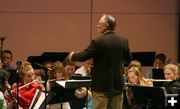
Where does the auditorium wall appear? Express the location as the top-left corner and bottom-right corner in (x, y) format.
(0, 0), (179, 67)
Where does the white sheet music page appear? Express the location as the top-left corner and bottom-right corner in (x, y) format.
(56, 80), (66, 88)
(56, 80), (91, 88)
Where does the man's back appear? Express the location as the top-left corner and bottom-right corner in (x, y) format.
(91, 31), (131, 91)
(70, 14), (131, 109)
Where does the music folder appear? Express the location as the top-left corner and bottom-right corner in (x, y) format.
(56, 80), (91, 89)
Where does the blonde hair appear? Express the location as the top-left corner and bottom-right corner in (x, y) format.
(19, 62), (33, 78)
(128, 60), (142, 71)
(127, 67), (141, 85)
(127, 67), (140, 77)
(127, 67), (153, 87)
(164, 64), (179, 79)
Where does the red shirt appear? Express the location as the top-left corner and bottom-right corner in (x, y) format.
(12, 82), (38, 108)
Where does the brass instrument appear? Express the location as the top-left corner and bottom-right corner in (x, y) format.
(0, 36), (6, 65)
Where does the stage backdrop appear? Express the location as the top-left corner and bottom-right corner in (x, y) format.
(0, 0), (179, 67)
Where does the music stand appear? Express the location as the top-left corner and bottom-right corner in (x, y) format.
(41, 52), (69, 62)
(56, 80), (91, 89)
(131, 51), (156, 66)
(129, 86), (165, 109)
(70, 76), (92, 80)
(41, 80), (91, 109)
(152, 69), (165, 87)
(6, 69), (18, 86)
(27, 56), (46, 69)
(27, 52), (69, 69)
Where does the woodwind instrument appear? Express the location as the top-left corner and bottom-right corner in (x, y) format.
(18, 80), (38, 90)
(143, 78), (172, 82)
(47, 77), (65, 82)
(10, 80), (38, 94)
(12, 77), (65, 92)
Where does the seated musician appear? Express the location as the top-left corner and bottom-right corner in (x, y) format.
(47, 61), (87, 109)
(47, 61), (70, 109)
(127, 60), (142, 71)
(0, 69), (11, 109)
(144, 53), (166, 79)
(127, 67), (153, 87)
(163, 64), (180, 94)
(0, 68), (11, 91)
(0, 91), (7, 108)
(74, 58), (93, 76)
(126, 67), (153, 108)
(63, 59), (76, 79)
(6, 61), (44, 109)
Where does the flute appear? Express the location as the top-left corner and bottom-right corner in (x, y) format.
(18, 80), (38, 90)
(11, 80), (38, 94)
(143, 79), (172, 82)
(47, 77), (65, 82)
(12, 77), (65, 93)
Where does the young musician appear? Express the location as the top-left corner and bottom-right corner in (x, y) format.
(7, 62), (43, 109)
(47, 61), (88, 109)
(47, 61), (70, 109)
(0, 69), (11, 109)
(163, 64), (180, 94)
(74, 58), (93, 76)
(126, 67), (153, 108)
(1, 50), (15, 70)
(127, 67), (153, 87)
(144, 53), (166, 79)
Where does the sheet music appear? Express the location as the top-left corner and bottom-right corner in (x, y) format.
(33, 92), (45, 109)
(56, 81), (66, 88)
(29, 89), (45, 109)
(29, 89), (40, 108)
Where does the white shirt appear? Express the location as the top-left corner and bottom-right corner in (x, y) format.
(74, 66), (89, 76)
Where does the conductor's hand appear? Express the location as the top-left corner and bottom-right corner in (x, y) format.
(68, 52), (75, 61)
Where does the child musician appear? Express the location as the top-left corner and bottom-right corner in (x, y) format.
(6, 62), (44, 109)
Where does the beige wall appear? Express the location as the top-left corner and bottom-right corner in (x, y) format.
(0, 0), (179, 67)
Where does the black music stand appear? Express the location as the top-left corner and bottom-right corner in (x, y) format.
(70, 76), (92, 80)
(57, 80), (91, 108)
(6, 69), (17, 86)
(56, 80), (91, 89)
(152, 68), (165, 87)
(70, 76), (92, 109)
(40, 80), (91, 109)
(41, 52), (69, 62)
(131, 51), (156, 66)
(129, 86), (165, 109)
(27, 52), (69, 69)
